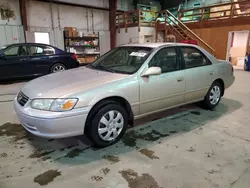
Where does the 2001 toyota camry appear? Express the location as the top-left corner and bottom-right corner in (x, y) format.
(14, 43), (235, 147)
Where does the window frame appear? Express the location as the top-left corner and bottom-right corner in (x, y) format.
(3, 45), (28, 57)
(179, 46), (212, 70)
(28, 45), (55, 56)
(148, 46), (181, 74)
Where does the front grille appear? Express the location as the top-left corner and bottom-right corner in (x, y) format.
(17, 92), (29, 107)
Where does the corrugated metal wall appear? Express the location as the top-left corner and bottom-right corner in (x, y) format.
(26, 0), (110, 55)
(0, 25), (25, 47)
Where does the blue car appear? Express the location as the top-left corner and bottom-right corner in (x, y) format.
(0, 43), (79, 80)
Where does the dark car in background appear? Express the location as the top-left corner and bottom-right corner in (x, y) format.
(0, 43), (79, 80)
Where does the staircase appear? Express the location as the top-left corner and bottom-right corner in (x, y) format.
(156, 10), (215, 56)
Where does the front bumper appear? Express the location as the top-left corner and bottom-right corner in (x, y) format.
(14, 98), (91, 139)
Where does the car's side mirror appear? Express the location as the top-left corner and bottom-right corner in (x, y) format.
(141, 67), (162, 77)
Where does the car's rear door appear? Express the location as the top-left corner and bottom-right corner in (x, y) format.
(139, 46), (186, 115)
(0, 45), (29, 79)
(180, 46), (215, 102)
(28, 45), (55, 75)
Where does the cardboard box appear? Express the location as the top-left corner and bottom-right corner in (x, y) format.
(72, 28), (77, 37)
(64, 27), (73, 37)
(85, 56), (96, 63)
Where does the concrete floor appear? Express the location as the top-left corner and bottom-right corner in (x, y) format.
(0, 70), (250, 188)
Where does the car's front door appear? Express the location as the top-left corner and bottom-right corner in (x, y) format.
(0, 45), (29, 79)
(28, 45), (55, 75)
(180, 46), (215, 102)
(139, 47), (185, 115)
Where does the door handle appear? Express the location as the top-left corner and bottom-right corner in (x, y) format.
(177, 77), (184, 82)
(20, 59), (27, 61)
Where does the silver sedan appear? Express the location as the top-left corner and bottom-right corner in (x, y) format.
(14, 43), (235, 147)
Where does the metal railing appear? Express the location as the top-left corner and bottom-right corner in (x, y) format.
(178, 0), (250, 22)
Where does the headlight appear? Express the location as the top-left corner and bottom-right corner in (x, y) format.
(31, 99), (54, 111)
(50, 98), (78, 111)
(31, 98), (78, 112)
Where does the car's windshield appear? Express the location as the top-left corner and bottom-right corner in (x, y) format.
(88, 46), (153, 74)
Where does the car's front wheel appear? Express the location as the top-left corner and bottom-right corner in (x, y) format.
(203, 81), (222, 110)
(88, 103), (128, 148)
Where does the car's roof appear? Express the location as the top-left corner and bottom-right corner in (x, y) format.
(121, 42), (198, 48)
(2, 43), (61, 49)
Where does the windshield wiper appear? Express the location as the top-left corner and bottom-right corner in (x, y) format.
(94, 65), (115, 73)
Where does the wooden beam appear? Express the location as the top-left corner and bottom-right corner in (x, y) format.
(109, 0), (117, 49)
(19, 0), (28, 31)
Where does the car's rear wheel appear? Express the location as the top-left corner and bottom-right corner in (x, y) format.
(51, 63), (66, 73)
(88, 103), (128, 148)
(203, 81), (222, 110)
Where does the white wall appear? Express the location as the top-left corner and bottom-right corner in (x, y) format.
(0, 0), (25, 46)
(116, 27), (139, 46)
(116, 26), (155, 46)
(26, 0), (110, 54)
(0, 0), (22, 25)
(117, 0), (134, 11)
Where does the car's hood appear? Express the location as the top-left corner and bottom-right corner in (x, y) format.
(21, 67), (129, 99)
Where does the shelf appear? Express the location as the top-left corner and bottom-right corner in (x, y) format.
(65, 36), (98, 40)
(76, 52), (100, 56)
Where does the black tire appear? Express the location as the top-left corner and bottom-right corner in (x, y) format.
(202, 81), (222, 110)
(87, 103), (128, 148)
(50, 63), (66, 73)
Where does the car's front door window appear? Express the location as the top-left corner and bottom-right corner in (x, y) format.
(4, 46), (28, 57)
(149, 47), (179, 73)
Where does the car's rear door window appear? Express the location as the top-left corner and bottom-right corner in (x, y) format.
(149, 47), (180, 73)
(180, 47), (211, 69)
(29, 46), (55, 56)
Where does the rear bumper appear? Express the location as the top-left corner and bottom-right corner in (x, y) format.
(225, 76), (235, 89)
(14, 98), (91, 139)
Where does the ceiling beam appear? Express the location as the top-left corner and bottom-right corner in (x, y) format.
(35, 0), (123, 12)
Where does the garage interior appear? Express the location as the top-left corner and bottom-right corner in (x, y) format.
(1, 0), (250, 188)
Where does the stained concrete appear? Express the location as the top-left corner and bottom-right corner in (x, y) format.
(0, 70), (250, 188)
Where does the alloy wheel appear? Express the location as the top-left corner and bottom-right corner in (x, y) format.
(53, 65), (65, 73)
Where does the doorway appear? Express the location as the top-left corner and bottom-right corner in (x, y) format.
(34, 32), (50, 45)
(226, 30), (249, 70)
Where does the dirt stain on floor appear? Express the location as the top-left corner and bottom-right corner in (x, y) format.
(119, 169), (161, 188)
(0, 153), (7, 158)
(122, 129), (170, 147)
(34, 169), (61, 186)
(190, 111), (201, 115)
(100, 168), (110, 175)
(102, 155), (120, 164)
(29, 150), (55, 161)
(139, 148), (159, 159)
(0, 123), (28, 142)
(65, 148), (84, 158)
(91, 175), (103, 182)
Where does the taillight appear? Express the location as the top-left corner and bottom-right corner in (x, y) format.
(71, 53), (77, 60)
